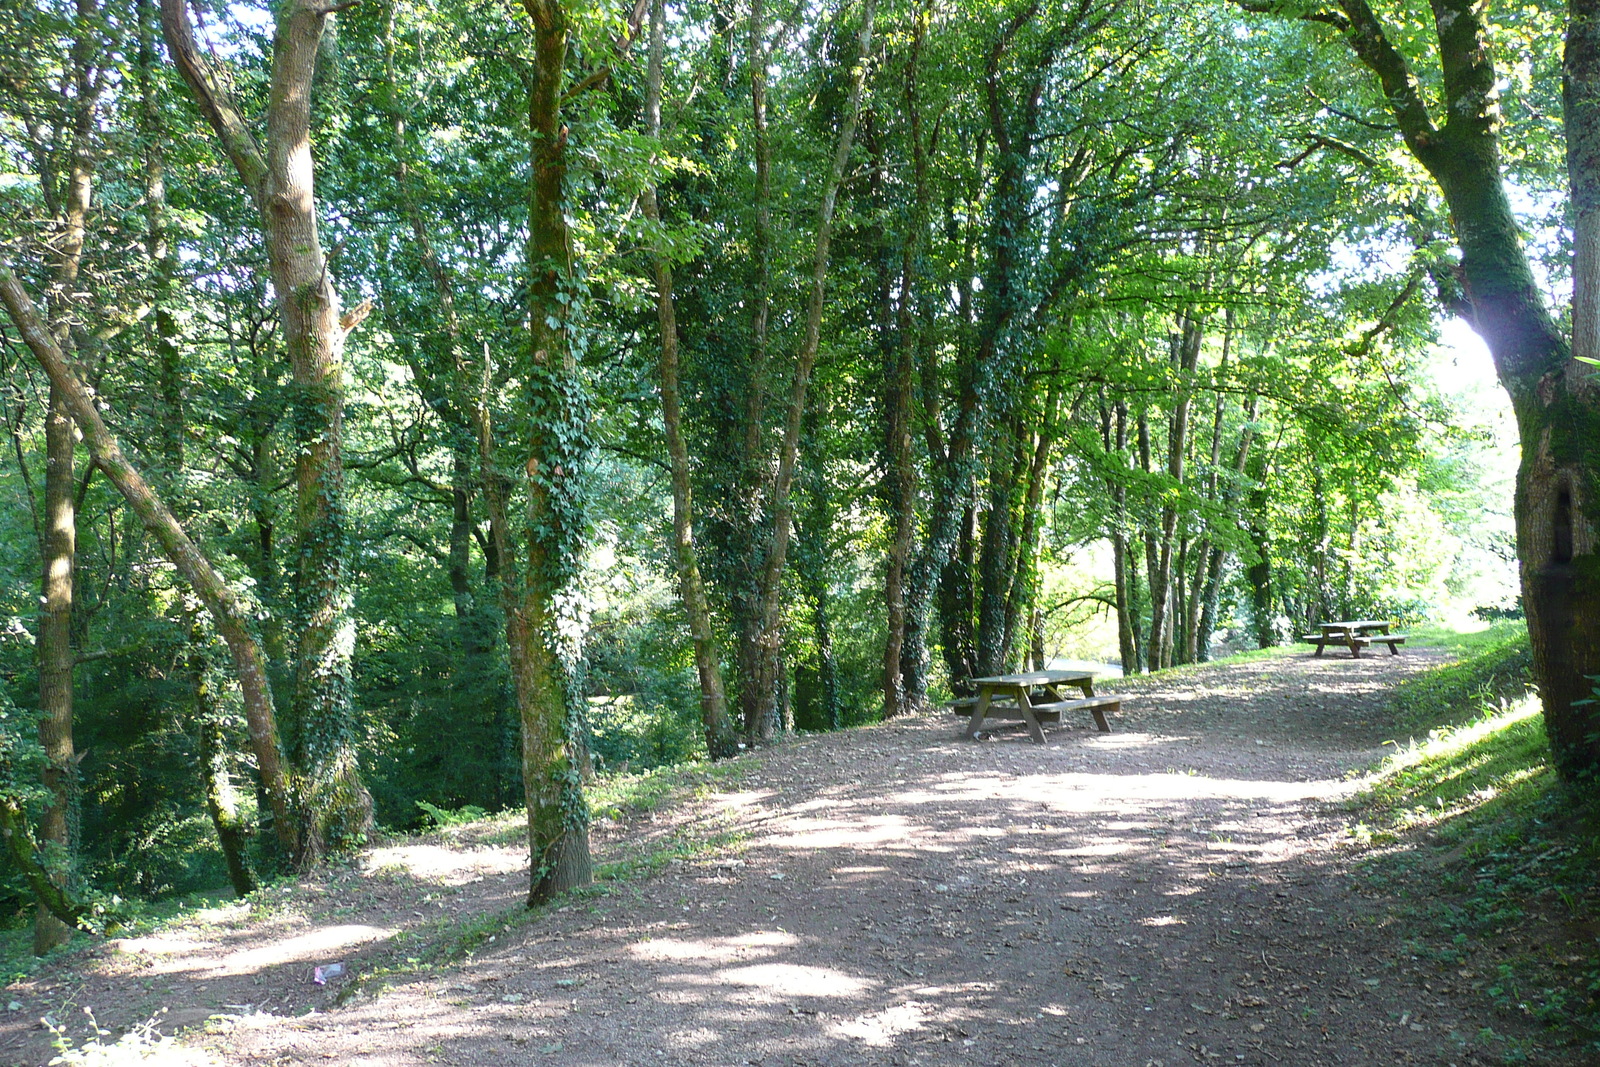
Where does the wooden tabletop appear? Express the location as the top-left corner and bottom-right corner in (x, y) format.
(971, 669), (1094, 687)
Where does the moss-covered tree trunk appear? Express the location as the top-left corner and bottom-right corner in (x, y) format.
(882, 8), (930, 720)
(188, 620), (257, 897)
(1275, 0), (1600, 777)
(32, 0), (102, 953)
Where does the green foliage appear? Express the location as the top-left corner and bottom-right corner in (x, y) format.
(0, 0), (1537, 919)
(414, 801), (488, 829)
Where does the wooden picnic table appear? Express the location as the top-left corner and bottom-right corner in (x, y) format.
(955, 669), (1118, 743)
(1301, 620), (1408, 658)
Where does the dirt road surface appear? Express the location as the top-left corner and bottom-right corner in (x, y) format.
(3, 647), (1564, 1066)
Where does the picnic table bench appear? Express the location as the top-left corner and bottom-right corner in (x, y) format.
(1300, 620), (1408, 658)
(949, 669), (1118, 743)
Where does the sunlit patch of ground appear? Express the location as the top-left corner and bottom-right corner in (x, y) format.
(360, 842), (523, 885)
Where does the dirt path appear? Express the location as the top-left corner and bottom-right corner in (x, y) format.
(1, 647), (1566, 1066)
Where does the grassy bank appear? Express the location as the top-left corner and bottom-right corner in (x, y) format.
(1350, 623), (1600, 1059)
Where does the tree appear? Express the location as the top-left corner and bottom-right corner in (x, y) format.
(1238, 0), (1600, 779)
(640, 0), (737, 758)
(160, 0), (374, 854)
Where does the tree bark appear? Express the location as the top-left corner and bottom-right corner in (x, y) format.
(882, 7), (930, 719)
(1102, 399), (1139, 673)
(32, 0), (101, 953)
(643, 0), (736, 757)
(513, 0), (593, 903)
(732, 0), (777, 739)
(1245, 445), (1275, 647)
(35, 385), (75, 956)
(1256, 0), (1600, 775)
(0, 264), (300, 862)
(188, 619), (257, 897)
(160, 0), (372, 860)
(743, 0), (878, 741)
(1002, 385), (1061, 668)
(1148, 312), (1202, 672)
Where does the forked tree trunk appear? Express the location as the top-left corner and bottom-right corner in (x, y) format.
(161, 0), (372, 861)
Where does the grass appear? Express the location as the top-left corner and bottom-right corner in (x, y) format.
(1347, 624), (1600, 1057)
(1384, 621), (1533, 735)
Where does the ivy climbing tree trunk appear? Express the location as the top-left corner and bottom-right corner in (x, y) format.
(881, 6), (931, 720)
(508, 0), (593, 903)
(160, 0), (372, 859)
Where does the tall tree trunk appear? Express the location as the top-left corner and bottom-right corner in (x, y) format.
(514, 0), (593, 903)
(975, 421), (1025, 674)
(1182, 312), (1233, 663)
(1197, 395), (1258, 659)
(732, 0), (777, 738)
(1002, 387), (1061, 666)
(1148, 312), (1202, 672)
(643, 0), (736, 757)
(33, 0), (101, 952)
(881, 8), (929, 719)
(35, 386), (75, 955)
(743, 0), (878, 741)
(1100, 400), (1139, 673)
(1245, 446), (1275, 648)
(269, 3), (369, 859)
(161, 0), (372, 861)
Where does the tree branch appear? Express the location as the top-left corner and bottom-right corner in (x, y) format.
(158, 0), (269, 206)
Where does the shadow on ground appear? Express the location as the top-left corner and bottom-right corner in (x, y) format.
(8, 646), (1564, 1066)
